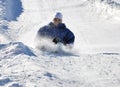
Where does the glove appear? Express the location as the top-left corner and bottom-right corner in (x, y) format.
(52, 38), (61, 44)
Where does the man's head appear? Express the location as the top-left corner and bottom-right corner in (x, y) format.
(53, 12), (62, 26)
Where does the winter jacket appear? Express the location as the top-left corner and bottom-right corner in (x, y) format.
(37, 22), (75, 45)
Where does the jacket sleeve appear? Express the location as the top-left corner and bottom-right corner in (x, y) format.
(37, 26), (47, 37)
(64, 29), (75, 45)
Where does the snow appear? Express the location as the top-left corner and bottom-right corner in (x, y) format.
(5, 0), (23, 21)
(0, 42), (36, 56)
(0, 0), (120, 87)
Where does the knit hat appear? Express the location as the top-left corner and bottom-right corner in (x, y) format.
(54, 12), (63, 20)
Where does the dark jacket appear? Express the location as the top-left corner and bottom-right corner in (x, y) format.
(37, 22), (75, 45)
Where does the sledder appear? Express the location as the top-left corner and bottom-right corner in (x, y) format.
(36, 12), (75, 50)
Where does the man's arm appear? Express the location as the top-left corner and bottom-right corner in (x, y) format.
(37, 26), (47, 37)
(64, 30), (75, 45)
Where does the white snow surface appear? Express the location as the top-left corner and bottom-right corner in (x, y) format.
(0, 0), (120, 87)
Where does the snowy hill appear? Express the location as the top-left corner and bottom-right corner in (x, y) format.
(0, 0), (120, 87)
(6, 0), (120, 53)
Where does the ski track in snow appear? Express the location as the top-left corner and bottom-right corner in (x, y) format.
(0, 0), (120, 87)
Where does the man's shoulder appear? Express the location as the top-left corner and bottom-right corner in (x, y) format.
(65, 27), (75, 36)
(38, 25), (48, 33)
(40, 22), (51, 29)
(43, 22), (54, 28)
(65, 27), (73, 33)
(58, 23), (73, 34)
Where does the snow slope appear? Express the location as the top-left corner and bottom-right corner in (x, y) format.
(0, 0), (120, 87)
(8, 0), (120, 53)
(0, 42), (120, 87)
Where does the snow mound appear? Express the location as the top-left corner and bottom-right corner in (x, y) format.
(8, 83), (22, 87)
(0, 42), (36, 56)
(0, 78), (11, 86)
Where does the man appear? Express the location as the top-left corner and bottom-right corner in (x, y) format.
(37, 12), (75, 46)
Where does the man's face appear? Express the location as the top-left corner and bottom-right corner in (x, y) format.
(53, 18), (62, 26)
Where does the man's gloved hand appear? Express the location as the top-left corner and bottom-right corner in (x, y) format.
(53, 38), (61, 44)
(53, 37), (68, 45)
